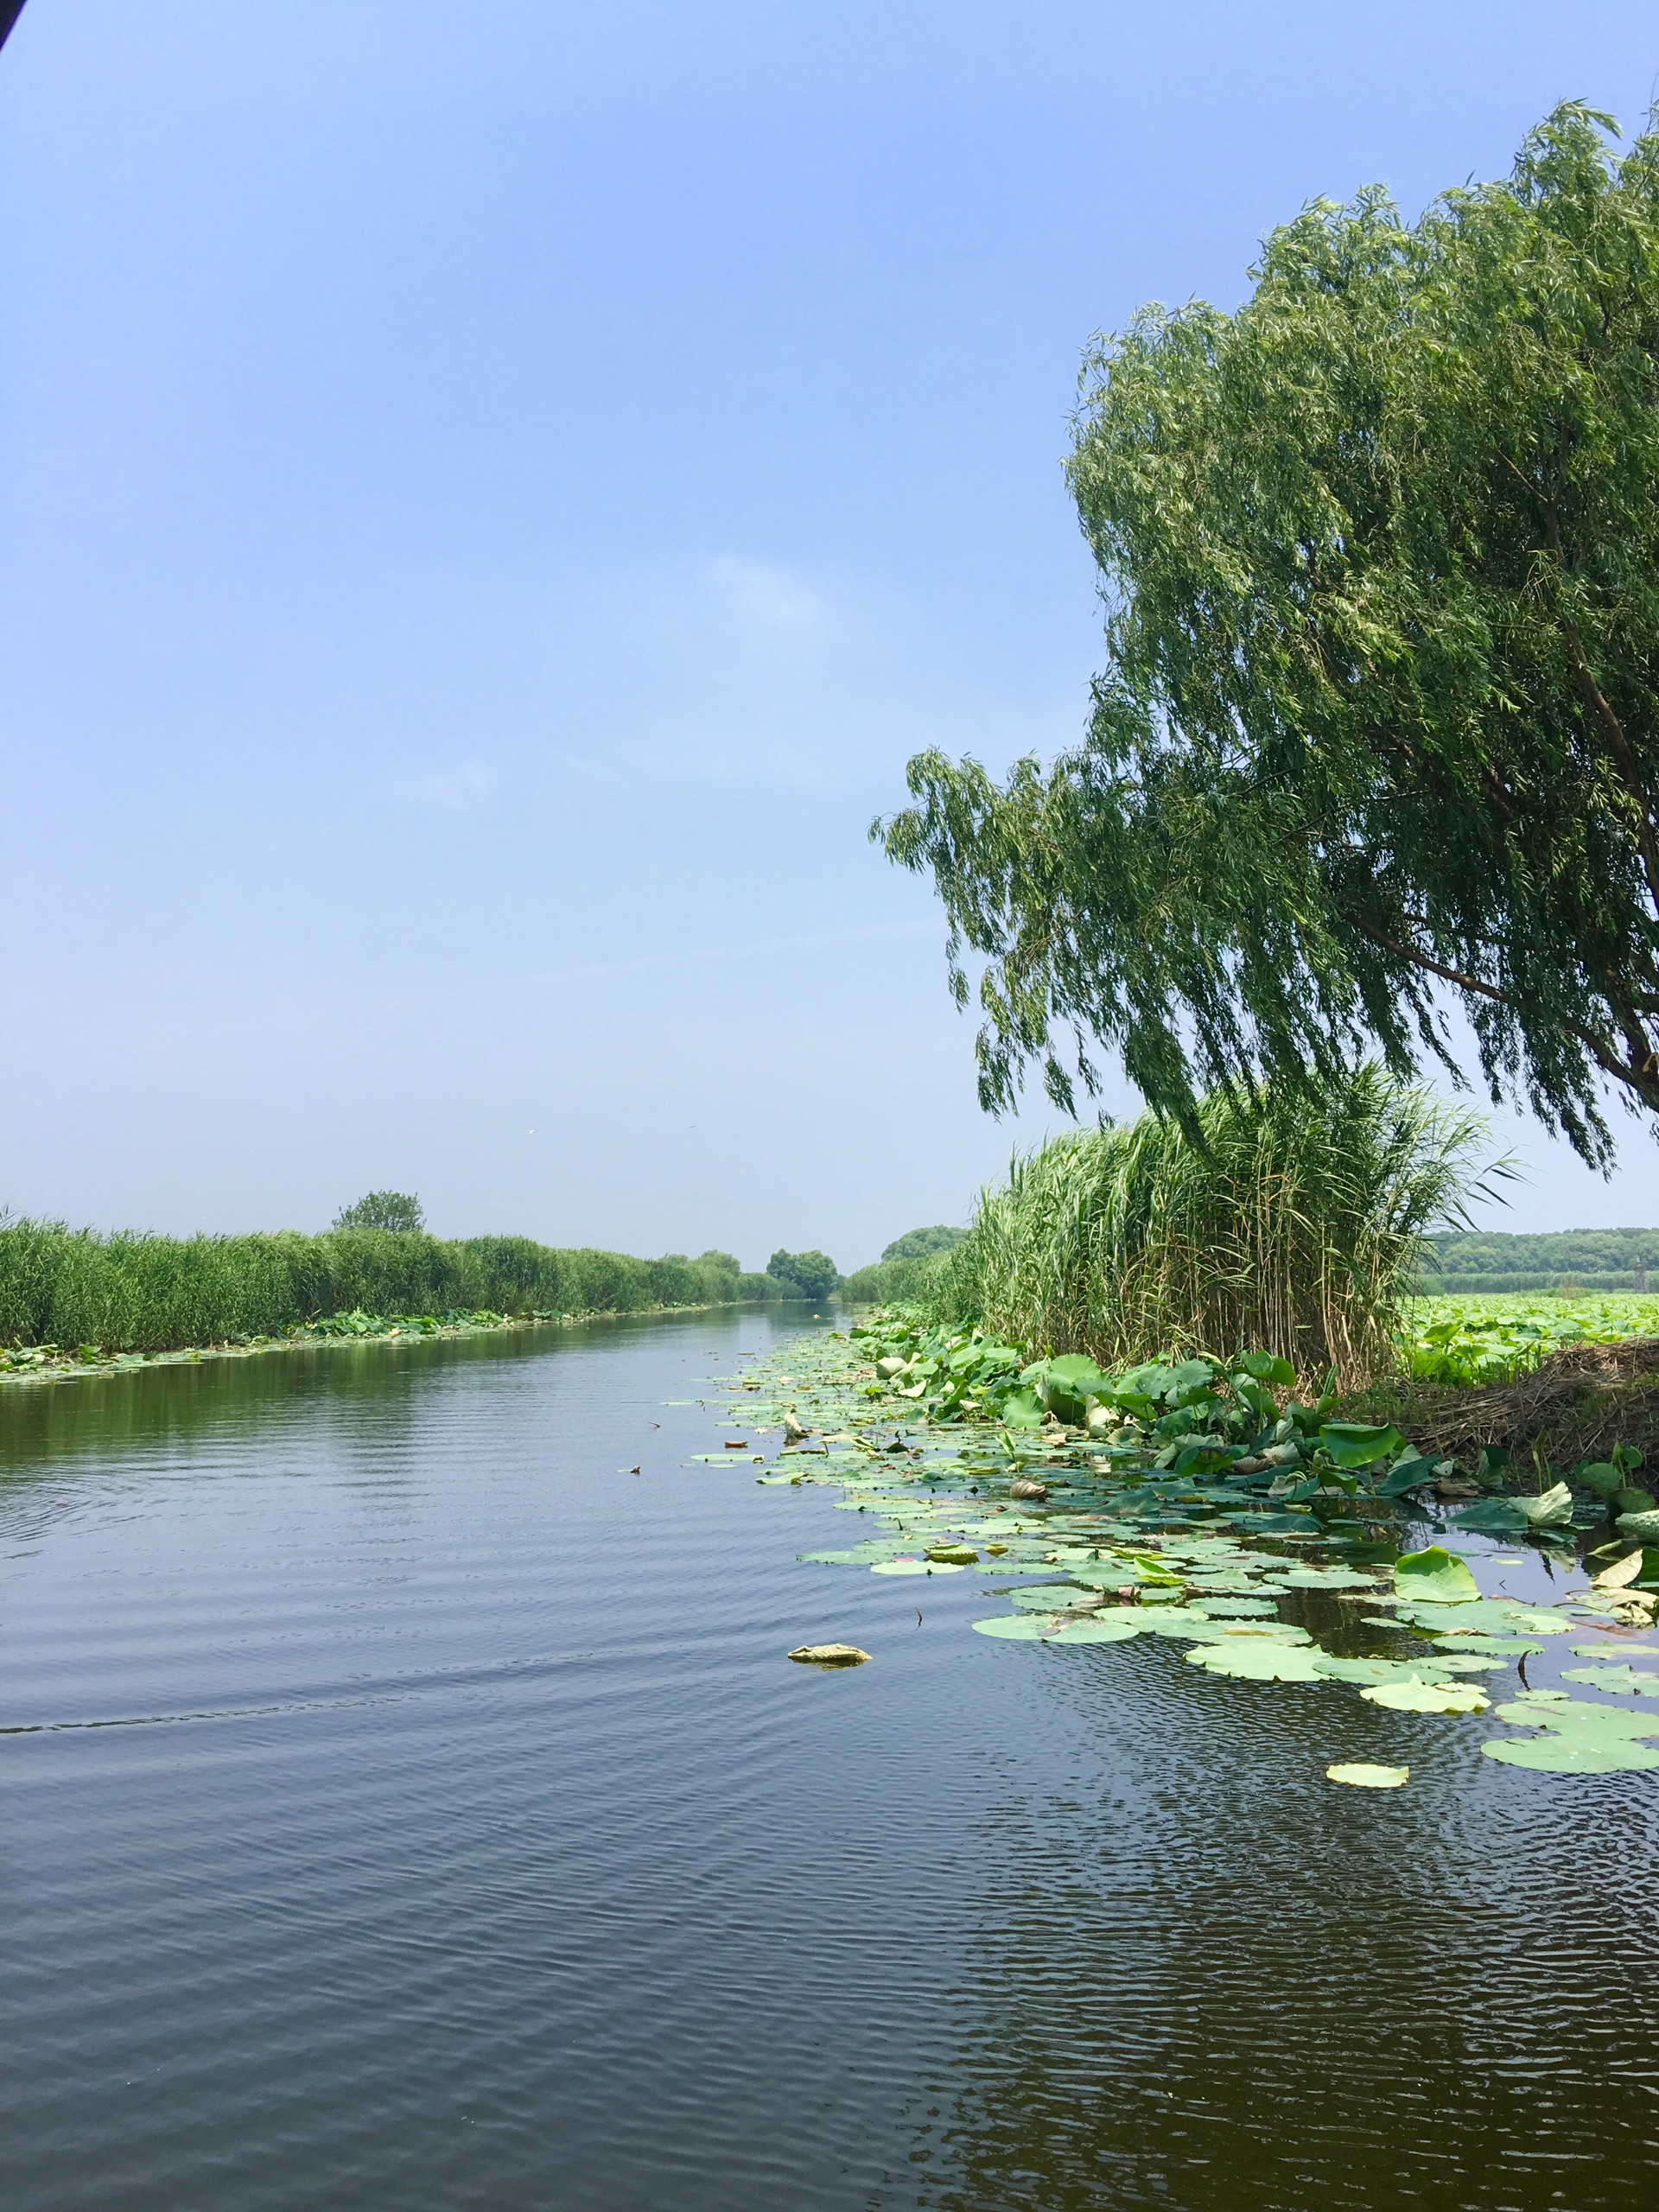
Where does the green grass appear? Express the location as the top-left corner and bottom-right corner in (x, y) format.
(0, 1222), (789, 1357)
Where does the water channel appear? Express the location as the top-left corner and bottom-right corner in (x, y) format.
(3, 1308), (1656, 2210)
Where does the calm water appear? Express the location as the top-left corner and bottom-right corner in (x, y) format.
(3, 1309), (1657, 2212)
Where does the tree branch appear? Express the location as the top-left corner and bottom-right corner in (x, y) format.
(1341, 908), (1659, 1103)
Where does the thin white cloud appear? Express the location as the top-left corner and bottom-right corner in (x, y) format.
(409, 759), (498, 810)
(707, 555), (828, 632)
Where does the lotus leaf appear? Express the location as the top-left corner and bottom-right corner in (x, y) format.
(1484, 1734), (1659, 1771)
(1312, 1655), (1452, 1686)
(1376, 1452), (1438, 1496)
(1395, 1599), (1572, 1636)
(787, 1643), (870, 1665)
(1226, 1512), (1319, 1534)
(1185, 1641), (1326, 1681)
(1491, 1694), (1659, 1739)
(1069, 1560), (1171, 1587)
(1216, 1620), (1313, 1643)
(1394, 1546), (1480, 1604)
(925, 1545), (979, 1565)
(1320, 1421), (1406, 1469)
(1281, 1567), (1376, 1589)
(1190, 1596), (1279, 1617)
(971, 1615), (1047, 1640)
(1429, 1631), (1545, 1655)
(1044, 1614), (1146, 1643)
(1512, 1482), (1575, 1528)
(1593, 1548), (1650, 1590)
(1361, 1678), (1490, 1713)
(1009, 1585), (1098, 1611)
(1135, 1612), (1236, 1641)
(1560, 1664), (1659, 1694)
(871, 1558), (964, 1576)
(1448, 1499), (1531, 1532)
(1569, 1642), (1659, 1656)
(1616, 1509), (1659, 1539)
(1326, 1762), (1409, 1788)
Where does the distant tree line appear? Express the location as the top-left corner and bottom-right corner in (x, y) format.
(0, 1206), (833, 1356)
(1421, 1226), (1659, 1290)
(841, 1225), (968, 1304)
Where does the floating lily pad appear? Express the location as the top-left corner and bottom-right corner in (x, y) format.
(971, 1615), (1047, 1640)
(1394, 1599), (1572, 1637)
(1280, 1567), (1377, 1590)
(925, 1545), (979, 1565)
(1185, 1641), (1326, 1681)
(1135, 1612), (1236, 1641)
(1569, 1643), (1659, 1657)
(1361, 1677), (1490, 1713)
(1484, 1734), (1659, 1772)
(1044, 1614), (1146, 1643)
(1428, 1631), (1546, 1655)
(1491, 1694), (1659, 1739)
(1190, 1595), (1279, 1617)
(1394, 1546), (1480, 1604)
(1312, 1655), (1444, 1686)
(1224, 1512), (1319, 1533)
(1560, 1664), (1659, 1694)
(1070, 1560), (1173, 1587)
(1008, 1584), (1098, 1611)
(1326, 1762), (1409, 1788)
(871, 1558), (964, 1576)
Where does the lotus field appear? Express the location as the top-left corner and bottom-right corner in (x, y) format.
(695, 1314), (1659, 1782)
(1401, 1291), (1659, 1384)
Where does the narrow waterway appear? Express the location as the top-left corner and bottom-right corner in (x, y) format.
(3, 1309), (1656, 2211)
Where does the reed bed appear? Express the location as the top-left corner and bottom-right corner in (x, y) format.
(0, 1224), (778, 1355)
(925, 1070), (1491, 1390)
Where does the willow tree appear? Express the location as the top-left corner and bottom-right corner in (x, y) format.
(880, 104), (1659, 1166)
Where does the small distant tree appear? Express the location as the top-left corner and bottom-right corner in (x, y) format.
(880, 1225), (969, 1262)
(333, 1190), (425, 1234)
(766, 1249), (841, 1300)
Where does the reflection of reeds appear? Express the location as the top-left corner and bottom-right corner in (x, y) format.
(926, 1068), (1492, 1390)
(0, 1226), (774, 1355)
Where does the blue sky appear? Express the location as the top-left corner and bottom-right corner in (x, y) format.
(3, 2), (1659, 1264)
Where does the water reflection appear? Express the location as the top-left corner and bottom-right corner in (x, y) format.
(906, 1638), (1659, 2210)
(4, 1309), (1658, 2212)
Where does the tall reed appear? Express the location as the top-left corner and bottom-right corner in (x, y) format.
(925, 1069), (1492, 1389)
(0, 1224), (782, 1355)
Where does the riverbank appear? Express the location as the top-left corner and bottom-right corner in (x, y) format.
(0, 1294), (795, 1390)
(0, 1216), (799, 1363)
